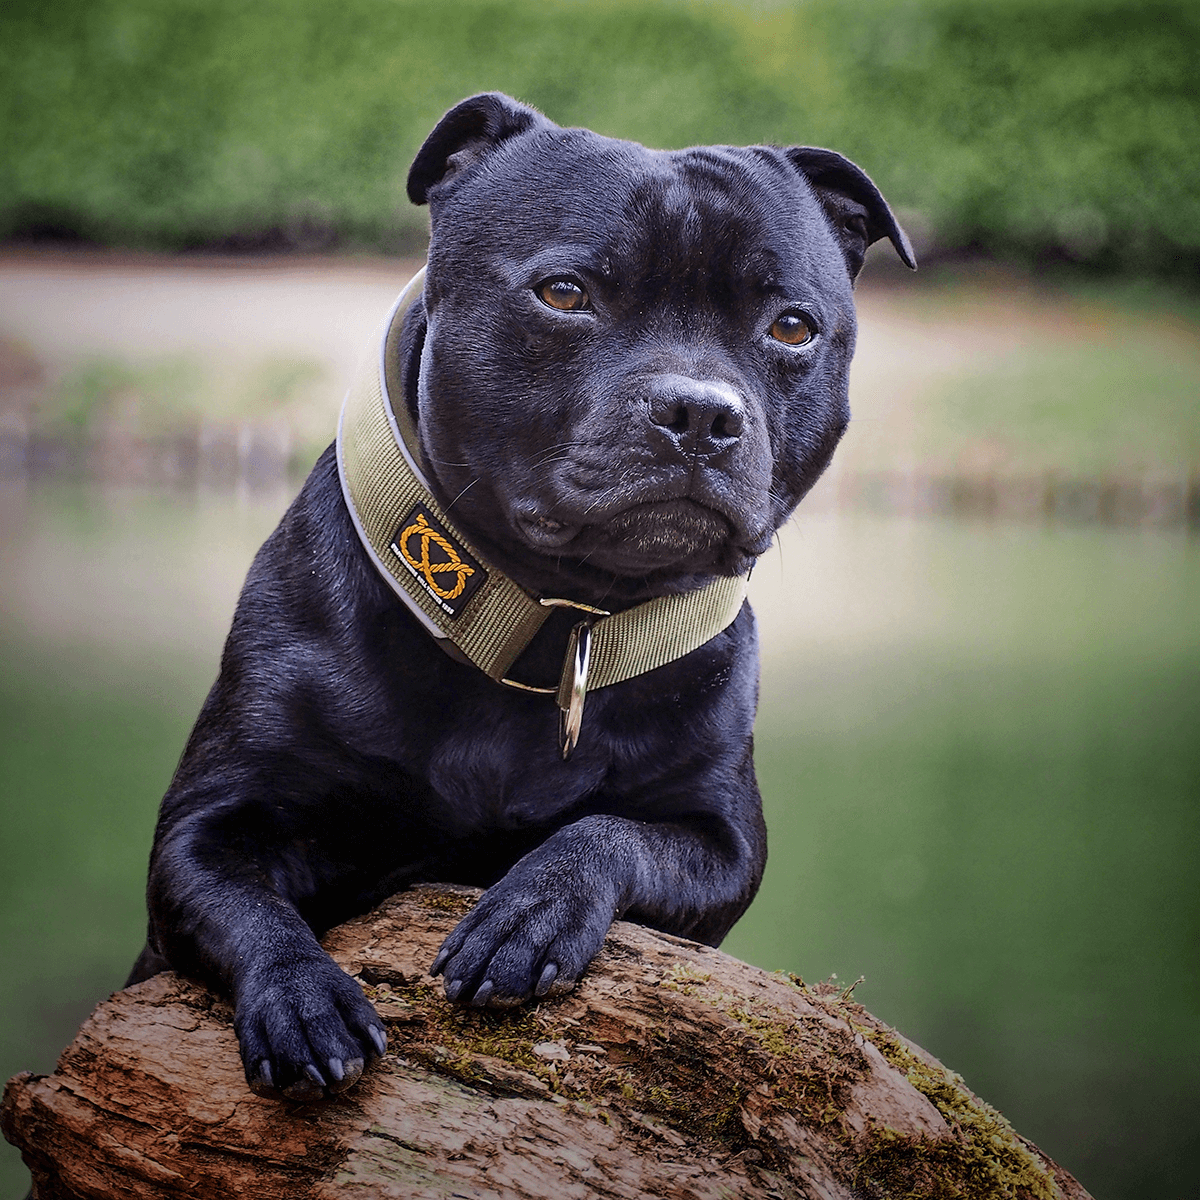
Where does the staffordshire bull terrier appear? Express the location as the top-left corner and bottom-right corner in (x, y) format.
(128, 92), (914, 1101)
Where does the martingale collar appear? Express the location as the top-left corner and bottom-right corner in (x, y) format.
(336, 268), (750, 758)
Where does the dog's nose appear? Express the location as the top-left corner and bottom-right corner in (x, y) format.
(647, 375), (745, 458)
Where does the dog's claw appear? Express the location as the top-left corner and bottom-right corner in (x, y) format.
(369, 1025), (387, 1057)
(327, 1055), (363, 1093)
(535, 962), (559, 997)
(471, 980), (494, 1007)
(430, 947), (450, 975)
(248, 1059), (275, 1095)
(444, 977), (465, 1001)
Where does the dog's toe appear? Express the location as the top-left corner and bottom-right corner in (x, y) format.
(281, 1066), (326, 1102)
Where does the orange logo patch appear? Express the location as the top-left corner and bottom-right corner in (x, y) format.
(391, 504), (485, 617)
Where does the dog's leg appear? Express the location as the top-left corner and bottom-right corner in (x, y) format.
(146, 820), (389, 1102)
(431, 755), (765, 1007)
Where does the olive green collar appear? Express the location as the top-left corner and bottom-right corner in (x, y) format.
(336, 267), (749, 757)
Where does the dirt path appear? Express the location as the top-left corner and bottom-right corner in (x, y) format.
(0, 250), (417, 382)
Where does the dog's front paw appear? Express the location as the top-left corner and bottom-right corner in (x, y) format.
(234, 952), (388, 1102)
(430, 872), (618, 1008)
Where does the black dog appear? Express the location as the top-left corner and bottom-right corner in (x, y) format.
(129, 93), (913, 1102)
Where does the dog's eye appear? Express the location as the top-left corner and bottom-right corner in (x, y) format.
(770, 311), (815, 346)
(538, 279), (590, 312)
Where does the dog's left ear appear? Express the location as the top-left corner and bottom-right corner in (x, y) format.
(786, 147), (917, 279)
(408, 92), (548, 206)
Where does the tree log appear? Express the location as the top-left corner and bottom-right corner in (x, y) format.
(3, 885), (1091, 1200)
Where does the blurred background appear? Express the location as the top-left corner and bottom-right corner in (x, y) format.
(1, 0), (1198, 1196)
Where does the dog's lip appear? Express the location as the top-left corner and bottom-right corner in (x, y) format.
(514, 510), (583, 549)
(603, 495), (729, 527)
(737, 525), (776, 557)
(580, 497), (734, 571)
(539, 496), (733, 561)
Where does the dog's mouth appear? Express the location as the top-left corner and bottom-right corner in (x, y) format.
(516, 498), (753, 573)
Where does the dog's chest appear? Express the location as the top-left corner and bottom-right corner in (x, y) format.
(421, 698), (610, 834)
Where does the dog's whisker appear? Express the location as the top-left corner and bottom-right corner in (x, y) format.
(446, 477), (480, 512)
(530, 451), (578, 471)
(530, 440), (591, 469)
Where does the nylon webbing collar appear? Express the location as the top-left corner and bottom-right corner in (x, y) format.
(336, 267), (750, 756)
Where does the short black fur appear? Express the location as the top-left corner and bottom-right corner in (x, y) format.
(130, 93), (912, 1101)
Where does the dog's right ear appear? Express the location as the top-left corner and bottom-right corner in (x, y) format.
(786, 147), (917, 279)
(408, 93), (546, 205)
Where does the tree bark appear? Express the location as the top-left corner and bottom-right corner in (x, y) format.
(3, 885), (1091, 1200)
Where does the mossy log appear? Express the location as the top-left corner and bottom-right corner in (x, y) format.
(3, 885), (1091, 1200)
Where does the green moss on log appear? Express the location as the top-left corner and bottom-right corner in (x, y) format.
(851, 1019), (1060, 1200)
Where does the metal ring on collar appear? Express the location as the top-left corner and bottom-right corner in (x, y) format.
(558, 621), (592, 760)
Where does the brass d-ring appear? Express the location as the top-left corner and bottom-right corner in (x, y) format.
(558, 621), (592, 760)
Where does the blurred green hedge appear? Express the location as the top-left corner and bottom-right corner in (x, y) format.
(1, 0), (1197, 275)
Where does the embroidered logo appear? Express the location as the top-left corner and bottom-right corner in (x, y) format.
(391, 504), (485, 618)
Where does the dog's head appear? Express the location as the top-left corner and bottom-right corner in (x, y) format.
(399, 93), (913, 604)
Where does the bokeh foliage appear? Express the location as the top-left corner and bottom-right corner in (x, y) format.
(1, 0), (1198, 275)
